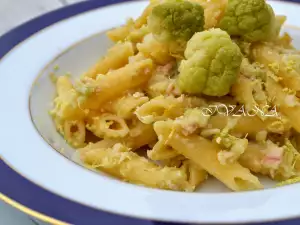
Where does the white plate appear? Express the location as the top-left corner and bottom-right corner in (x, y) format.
(1, 0), (300, 224)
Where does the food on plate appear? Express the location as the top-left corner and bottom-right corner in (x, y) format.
(177, 28), (243, 96)
(148, 0), (205, 54)
(50, 0), (300, 192)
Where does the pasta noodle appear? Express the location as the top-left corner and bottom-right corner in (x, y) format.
(104, 93), (149, 120)
(240, 141), (300, 180)
(137, 34), (173, 65)
(253, 43), (300, 91)
(51, 76), (85, 120)
(79, 59), (154, 110)
(135, 95), (185, 124)
(81, 143), (193, 191)
(185, 160), (208, 189)
(82, 42), (134, 79)
(156, 121), (263, 191)
(81, 120), (157, 152)
(106, 19), (134, 42)
(50, 0), (300, 192)
(208, 115), (290, 135)
(266, 76), (300, 132)
(64, 120), (86, 148)
(86, 114), (130, 138)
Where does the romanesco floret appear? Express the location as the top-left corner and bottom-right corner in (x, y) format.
(177, 28), (242, 96)
(218, 0), (277, 42)
(148, 0), (205, 53)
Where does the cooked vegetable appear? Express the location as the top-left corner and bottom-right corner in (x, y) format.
(177, 28), (242, 96)
(218, 0), (277, 42)
(148, 0), (205, 53)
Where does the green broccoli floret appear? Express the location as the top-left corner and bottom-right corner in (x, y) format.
(177, 28), (242, 96)
(218, 0), (277, 42)
(148, 0), (205, 53)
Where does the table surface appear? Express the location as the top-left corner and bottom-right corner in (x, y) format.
(0, 1), (83, 224)
(0, 0), (299, 225)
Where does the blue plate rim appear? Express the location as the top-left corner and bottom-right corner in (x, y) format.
(0, 0), (155, 225)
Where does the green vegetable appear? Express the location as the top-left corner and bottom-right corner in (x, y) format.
(218, 0), (277, 42)
(177, 28), (242, 96)
(148, 0), (205, 53)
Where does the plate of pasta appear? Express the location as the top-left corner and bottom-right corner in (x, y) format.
(3, 0), (300, 224)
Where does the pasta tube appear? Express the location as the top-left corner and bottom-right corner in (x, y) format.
(137, 34), (173, 65)
(83, 42), (134, 79)
(253, 43), (300, 91)
(208, 115), (290, 135)
(240, 140), (300, 180)
(134, 0), (160, 28)
(106, 19), (134, 42)
(87, 114), (130, 139)
(266, 76), (300, 132)
(51, 76), (85, 120)
(148, 139), (179, 160)
(63, 120), (86, 148)
(80, 59), (154, 110)
(154, 121), (263, 191)
(81, 120), (157, 151)
(81, 144), (192, 191)
(104, 93), (149, 120)
(185, 160), (208, 189)
(135, 95), (184, 124)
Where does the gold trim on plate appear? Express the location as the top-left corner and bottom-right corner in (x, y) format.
(0, 193), (69, 225)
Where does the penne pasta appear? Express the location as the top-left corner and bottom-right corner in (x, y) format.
(87, 114), (130, 139)
(148, 139), (179, 160)
(240, 141), (300, 180)
(83, 42), (134, 79)
(135, 95), (185, 124)
(253, 43), (300, 91)
(208, 115), (290, 135)
(50, 76), (85, 120)
(265, 76), (300, 132)
(124, 119), (157, 150)
(79, 59), (154, 110)
(63, 120), (86, 148)
(134, 0), (160, 28)
(104, 93), (149, 120)
(82, 120), (157, 151)
(106, 19), (134, 42)
(137, 34), (173, 65)
(81, 143), (193, 191)
(153, 121), (263, 191)
(185, 160), (208, 189)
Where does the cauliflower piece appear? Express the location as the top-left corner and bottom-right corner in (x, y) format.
(177, 29), (242, 96)
(148, 0), (205, 54)
(218, 0), (277, 42)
